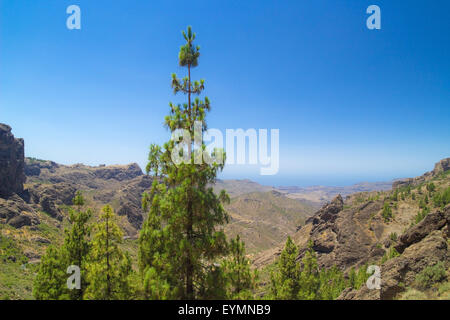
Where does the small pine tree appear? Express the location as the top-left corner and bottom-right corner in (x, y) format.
(352, 264), (370, 290)
(61, 191), (92, 300)
(391, 189), (399, 201)
(297, 241), (320, 300)
(199, 264), (228, 299)
(348, 267), (357, 289)
(84, 205), (131, 300)
(222, 235), (258, 299)
(318, 265), (346, 300)
(33, 245), (69, 300)
(270, 236), (300, 299)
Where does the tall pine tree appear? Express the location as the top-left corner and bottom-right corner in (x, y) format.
(138, 26), (229, 299)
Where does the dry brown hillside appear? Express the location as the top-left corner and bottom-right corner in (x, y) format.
(224, 191), (315, 255)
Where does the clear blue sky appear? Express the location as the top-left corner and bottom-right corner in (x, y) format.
(1, 0), (449, 186)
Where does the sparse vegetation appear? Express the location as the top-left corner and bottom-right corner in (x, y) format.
(414, 262), (447, 290)
(431, 186), (450, 209)
(381, 202), (393, 222)
(414, 207), (430, 224)
(389, 232), (398, 242)
(381, 247), (400, 264)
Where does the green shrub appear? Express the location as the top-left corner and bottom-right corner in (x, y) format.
(391, 190), (399, 201)
(381, 247), (400, 264)
(381, 202), (393, 222)
(436, 282), (450, 299)
(390, 232), (398, 242)
(419, 198), (427, 209)
(414, 207), (430, 224)
(414, 262), (447, 290)
(426, 183), (436, 193)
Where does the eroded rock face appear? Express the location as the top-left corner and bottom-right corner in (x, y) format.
(0, 194), (40, 228)
(0, 124), (25, 198)
(116, 175), (153, 229)
(392, 158), (450, 189)
(26, 182), (77, 221)
(24, 159), (59, 176)
(394, 205), (449, 253)
(381, 230), (448, 300)
(24, 157), (152, 234)
(306, 194), (343, 226)
(337, 204), (450, 300)
(299, 195), (384, 270)
(337, 230), (448, 300)
(432, 158), (450, 176)
(93, 163), (142, 181)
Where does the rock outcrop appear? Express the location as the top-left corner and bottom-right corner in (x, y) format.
(25, 183), (77, 221)
(381, 230), (448, 299)
(306, 194), (343, 226)
(338, 204), (450, 300)
(295, 195), (385, 270)
(0, 124), (25, 198)
(393, 158), (450, 189)
(394, 205), (449, 253)
(25, 158), (143, 186)
(0, 194), (40, 228)
(23, 157), (152, 234)
(116, 175), (153, 229)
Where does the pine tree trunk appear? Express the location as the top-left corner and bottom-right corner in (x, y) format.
(186, 62), (194, 300)
(106, 214), (111, 299)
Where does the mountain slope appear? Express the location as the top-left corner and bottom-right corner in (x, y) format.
(224, 191), (315, 254)
(255, 158), (450, 300)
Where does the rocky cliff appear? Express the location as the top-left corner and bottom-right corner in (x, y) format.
(392, 158), (450, 189)
(24, 158), (151, 233)
(0, 124), (40, 228)
(0, 124), (25, 198)
(1, 124), (152, 234)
